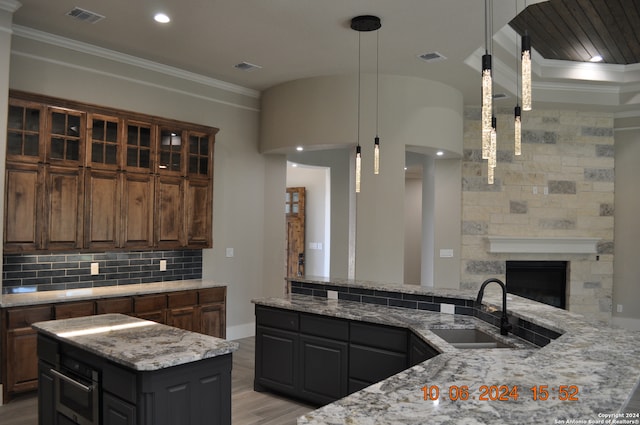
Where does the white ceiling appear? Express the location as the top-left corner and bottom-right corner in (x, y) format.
(8, 0), (640, 117)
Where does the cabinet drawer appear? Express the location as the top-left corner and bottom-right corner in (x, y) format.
(6, 305), (54, 329)
(349, 344), (407, 384)
(350, 322), (407, 352)
(55, 301), (95, 319)
(103, 361), (137, 404)
(198, 287), (225, 304)
(255, 306), (298, 331)
(96, 297), (133, 314)
(167, 291), (197, 308)
(134, 294), (167, 313)
(300, 313), (348, 341)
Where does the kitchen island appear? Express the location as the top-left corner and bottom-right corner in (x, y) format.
(33, 313), (238, 425)
(253, 277), (640, 425)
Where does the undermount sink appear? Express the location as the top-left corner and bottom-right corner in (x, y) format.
(430, 328), (514, 349)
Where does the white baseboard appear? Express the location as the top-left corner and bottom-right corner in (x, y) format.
(226, 322), (255, 340)
(611, 316), (640, 331)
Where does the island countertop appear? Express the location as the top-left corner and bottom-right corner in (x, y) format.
(0, 279), (226, 308)
(32, 313), (238, 371)
(253, 277), (640, 425)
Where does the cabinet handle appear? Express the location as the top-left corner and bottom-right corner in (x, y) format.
(50, 369), (94, 393)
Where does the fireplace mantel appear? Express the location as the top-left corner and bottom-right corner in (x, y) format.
(487, 236), (600, 254)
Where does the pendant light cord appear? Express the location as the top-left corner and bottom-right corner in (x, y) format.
(515, 0), (520, 104)
(357, 31), (361, 148)
(376, 31), (379, 137)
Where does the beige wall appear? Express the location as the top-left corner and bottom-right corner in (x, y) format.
(461, 107), (615, 324)
(6, 32), (282, 339)
(261, 75), (464, 284)
(612, 127), (640, 329)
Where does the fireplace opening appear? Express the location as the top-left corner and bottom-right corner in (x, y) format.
(505, 261), (568, 309)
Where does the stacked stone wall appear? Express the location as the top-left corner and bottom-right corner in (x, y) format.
(461, 107), (614, 323)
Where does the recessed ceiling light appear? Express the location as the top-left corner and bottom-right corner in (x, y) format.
(436, 151), (444, 156)
(296, 146), (304, 151)
(154, 13), (171, 23)
(291, 163), (298, 167)
(590, 55), (603, 62)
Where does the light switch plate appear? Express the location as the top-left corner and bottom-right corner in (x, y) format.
(226, 248), (234, 258)
(160, 260), (167, 271)
(90, 262), (99, 275)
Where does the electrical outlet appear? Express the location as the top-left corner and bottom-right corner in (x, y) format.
(617, 304), (623, 313)
(160, 260), (167, 271)
(327, 290), (338, 300)
(226, 248), (234, 258)
(90, 262), (99, 275)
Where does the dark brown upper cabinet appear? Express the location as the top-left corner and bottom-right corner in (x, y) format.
(4, 90), (218, 253)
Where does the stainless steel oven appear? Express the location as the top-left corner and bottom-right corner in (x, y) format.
(49, 355), (100, 425)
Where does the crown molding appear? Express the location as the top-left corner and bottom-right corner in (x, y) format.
(0, 0), (21, 13)
(12, 25), (260, 99)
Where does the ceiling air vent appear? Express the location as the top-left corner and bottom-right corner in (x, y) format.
(493, 93), (509, 100)
(418, 51), (447, 63)
(66, 7), (105, 24)
(234, 62), (262, 72)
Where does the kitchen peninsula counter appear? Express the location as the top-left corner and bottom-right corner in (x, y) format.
(253, 277), (640, 425)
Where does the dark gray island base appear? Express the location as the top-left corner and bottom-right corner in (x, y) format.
(33, 314), (238, 425)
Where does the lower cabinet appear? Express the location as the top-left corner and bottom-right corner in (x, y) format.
(254, 305), (439, 406)
(103, 392), (136, 425)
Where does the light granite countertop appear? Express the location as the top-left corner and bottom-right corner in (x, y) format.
(32, 313), (238, 371)
(253, 277), (640, 425)
(0, 279), (226, 308)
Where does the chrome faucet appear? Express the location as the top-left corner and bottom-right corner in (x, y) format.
(476, 278), (512, 335)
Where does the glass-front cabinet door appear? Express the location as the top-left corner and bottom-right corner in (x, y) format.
(87, 114), (120, 170)
(158, 128), (183, 174)
(47, 107), (85, 166)
(125, 120), (154, 173)
(187, 131), (212, 178)
(6, 99), (44, 163)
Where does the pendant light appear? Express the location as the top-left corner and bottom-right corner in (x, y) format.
(514, 0), (522, 156)
(351, 15), (382, 193)
(481, 0), (493, 159)
(521, 1), (532, 111)
(488, 116), (497, 184)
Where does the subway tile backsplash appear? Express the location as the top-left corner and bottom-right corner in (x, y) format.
(290, 280), (561, 347)
(2, 250), (202, 294)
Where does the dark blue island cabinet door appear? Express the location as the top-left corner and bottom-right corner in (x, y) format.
(137, 353), (233, 425)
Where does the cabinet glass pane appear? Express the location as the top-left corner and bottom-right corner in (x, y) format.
(105, 145), (117, 164)
(200, 139), (208, 155)
(25, 135), (39, 156)
(8, 106), (23, 129)
(140, 127), (151, 147)
(106, 121), (118, 142)
(93, 120), (105, 140)
(50, 138), (65, 159)
(68, 115), (80, 136)
(67, 140), (79, 160)
(92, 142), (103, 163)
(139, 149), (150, 168)
(189, 157), (198, 174)
(292, 204), (299, 213)
(189, 137), (198, 155)
(26, 109), (40, 131)
(286, 192), (290, 202)
(293, 193), (299, 202)
(285, 204), (291, 214)
(200, 158), (208, 175)
(127, 147), (138, 167)
(127, 126), (139, 145)
(51, 112), (66, 135)
(7, 133), (23, 155)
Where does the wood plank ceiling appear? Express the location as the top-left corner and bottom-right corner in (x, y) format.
(509, 0), (640, 64)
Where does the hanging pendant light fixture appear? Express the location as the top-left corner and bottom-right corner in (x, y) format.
(488, 116), (497, 184)
(374, 29), (381, 175)
(351, 15), (382, 192)
(521, 1), (532, 111)
(513, 0), (522, 156)
(481, 0), (493, 159)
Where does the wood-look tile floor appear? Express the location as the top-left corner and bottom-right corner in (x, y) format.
(0, 336), (314, 425)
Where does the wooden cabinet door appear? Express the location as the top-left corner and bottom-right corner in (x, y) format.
(255, 326), (299, 396)
(185, 178), (212, 248)
(96, 297), (134, 315)
(86, 114), (120, 170)
(155, 175), (185, 249)
(43, 165), (84, 250)
(54, 301), (95, 319)
(85, 170), (121, 250)
(6, 327), (40, 394)
(6, 98), (44, 164)
(134, 294), (167, 324)
(4, 162), (43, 251)
(199, 303), (226, 338)
(121, 172), (154, 249)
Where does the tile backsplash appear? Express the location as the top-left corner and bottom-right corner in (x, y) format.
(2, 250), (202, 294)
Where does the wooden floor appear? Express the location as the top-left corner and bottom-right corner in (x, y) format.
(0, 336), (314, 425)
